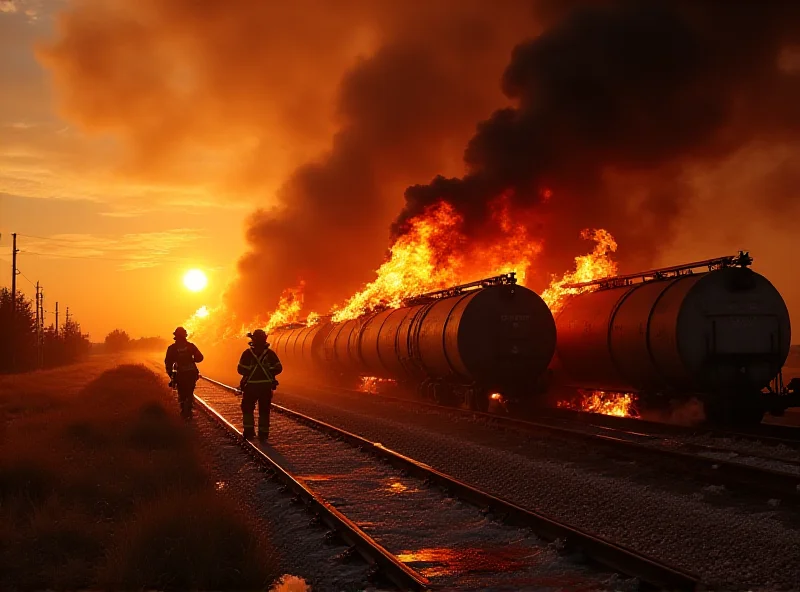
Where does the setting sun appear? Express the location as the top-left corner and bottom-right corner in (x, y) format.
(183, 269), (208, 292)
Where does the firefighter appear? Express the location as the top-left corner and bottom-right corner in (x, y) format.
(237, 329), (282, 440)
(164, 326), (204, 419)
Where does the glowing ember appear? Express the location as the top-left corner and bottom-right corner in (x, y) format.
(558, 390), (638, 418)
(541, 229), (618, 314)
(490, 392), (503, 401)
(359, 376), (397, 394)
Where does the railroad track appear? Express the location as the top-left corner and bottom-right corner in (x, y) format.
(278, 382), (800, 503)
(193, 389), (426, 590)
(197, 376), (701, 591)
(535, 406), (800, 451)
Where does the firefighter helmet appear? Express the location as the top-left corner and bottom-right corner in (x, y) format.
(173, 326), (188, 339)
(248, 329), (267, 343)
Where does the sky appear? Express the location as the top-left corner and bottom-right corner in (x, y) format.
(0, 0), (248, 339)
(2, 0), (799, 342)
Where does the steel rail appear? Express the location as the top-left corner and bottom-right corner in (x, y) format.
(533, 406), (800, 451)
(277, 379), (800, 449)
(191, 391), (430, 591)
(200, 376), (702, 591)
(281, 381), (800, 501)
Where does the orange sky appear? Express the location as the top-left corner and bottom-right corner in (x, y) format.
(2, 1), (799, 342)
(0, 1), (248, 338)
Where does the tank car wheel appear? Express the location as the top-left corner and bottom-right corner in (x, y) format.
(467, 389), (490, 413)
(429, 382), (442, 403)
(431, 382), (458, 406)
(729, 402), (765, 426)
(705, 397), (765, 426)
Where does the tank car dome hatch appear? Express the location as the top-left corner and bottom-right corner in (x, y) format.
(555, 253), (791, 398)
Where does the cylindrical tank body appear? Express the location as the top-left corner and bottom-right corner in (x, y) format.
(270, 322), (333, 380)
(555, 267), (791, 395)
(270, 284), (557, 395)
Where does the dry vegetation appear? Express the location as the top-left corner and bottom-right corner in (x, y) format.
(0, 362), (279, 590)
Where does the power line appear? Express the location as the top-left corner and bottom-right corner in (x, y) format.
(20, 250), (138, 262)
(17, 233), (100, 247)
(19, 249), (196, 264)
(17, 233), (102, 246)
(17, 269), (36, 287)
(18, 234), (201, 263)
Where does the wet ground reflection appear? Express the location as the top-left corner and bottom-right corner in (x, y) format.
(396, 545), (602, 590)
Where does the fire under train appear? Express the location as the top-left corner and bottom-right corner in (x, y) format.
(269, 252), (799, 424)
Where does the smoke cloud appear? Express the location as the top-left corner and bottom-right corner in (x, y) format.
(40, 0), (800, 325)
(40, 0), (541, 319)
(397, 1), (800, 286)
(226, 3), (549, 319)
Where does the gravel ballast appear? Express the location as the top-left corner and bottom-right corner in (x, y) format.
(261, 383), (800, 591)
(189, 402), (376, 591)
(194, 381), (633, 591)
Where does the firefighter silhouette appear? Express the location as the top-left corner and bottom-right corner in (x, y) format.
(237, 329), (282, 440)
(164, 327), (204, 419)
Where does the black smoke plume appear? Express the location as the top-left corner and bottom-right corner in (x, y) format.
(397, 0), (800, 286)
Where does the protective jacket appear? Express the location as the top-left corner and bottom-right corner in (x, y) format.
(165, 341), (204, 377)
(237, 346), (282, 387)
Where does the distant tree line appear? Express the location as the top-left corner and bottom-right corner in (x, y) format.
(103, 330), (168, 353)
(0, 288), (91, 374)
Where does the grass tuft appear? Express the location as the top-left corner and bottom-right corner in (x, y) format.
(0, 361), (280, 590)
(101, 491), (274, 590)
(0, 458), (58, 502)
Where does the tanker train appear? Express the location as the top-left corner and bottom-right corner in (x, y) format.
(270, 252), (799, 425)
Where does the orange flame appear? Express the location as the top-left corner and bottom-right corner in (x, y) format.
(557, 390), (638, 418)
(186, 201), (620, 349)
(331, 200), (541, 322)
(541, 229), (618, 314)
(261, 282), (305, 332)
(183, 304), (250, 343)
(331, 203), (462, 322)
(359, 376), (397, 394)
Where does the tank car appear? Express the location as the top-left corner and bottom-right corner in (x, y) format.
(553, 252), (793, 424)
(270, 273), (557, 411)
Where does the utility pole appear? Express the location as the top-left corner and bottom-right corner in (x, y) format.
(10, 233), (19, 370)
(65, 306), (70, 329)
(55, 302), (59, 337)
(11, 233), (18, 320)
(35, 282), (40, 338)
(35, 282), (41, 368)
(39, 287), (44, 368)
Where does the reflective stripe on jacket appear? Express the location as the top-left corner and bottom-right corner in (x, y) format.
(237, 347), (282, 384)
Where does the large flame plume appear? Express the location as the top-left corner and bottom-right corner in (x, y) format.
(185, 204), (615, 341)
(331, 199), (541, 322)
